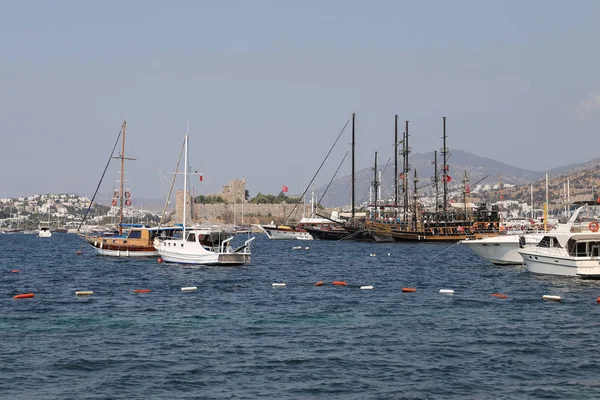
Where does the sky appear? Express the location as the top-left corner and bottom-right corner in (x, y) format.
(1, 0), (600, 203)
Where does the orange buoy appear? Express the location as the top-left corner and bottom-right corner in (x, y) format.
(76, 251), (83, 255)
(314, 281), (323, 286)
(402, 287), (417, 292)
(13, 293), (34, 299)
(134, 289), (151, 293)
(332, 281), (347, 286)
(597, 297), (600, 303)
(12, 269), (20, 273)
(157, 257), (163, 263)
(491, 293), (507, 299)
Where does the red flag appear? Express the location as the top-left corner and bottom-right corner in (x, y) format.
(465, 184), (470, 194)
(445, 175), (452, 183)
(282, 185), (288, 193)
(199, 175), (204, 182)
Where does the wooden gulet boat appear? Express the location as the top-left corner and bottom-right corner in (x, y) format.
(79, 120), (182, 256)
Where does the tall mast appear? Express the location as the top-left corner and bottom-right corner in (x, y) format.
(351, 112), (356, 219)
(413, 169), (419, 231)
(183, 124), (189, 234)
(462, 170), (469, 221)
(119, 120), (126, 235)
(499, 173), (503, 225)
(394, 115), (398, 219)
(373, 151), (379, 220)
(403, 121), (410, 221)
(433, 150), (439, 212)
(442, 117), (449, 213)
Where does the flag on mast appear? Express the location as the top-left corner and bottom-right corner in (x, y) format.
(282, 185), (288, 193)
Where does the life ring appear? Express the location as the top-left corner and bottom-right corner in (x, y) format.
(125, 199), (132, 206)
(125, 191), (131, 198)
(111, 199), (117, 206)
(589, 221), (599, 232)
(113, 191), (119, 198)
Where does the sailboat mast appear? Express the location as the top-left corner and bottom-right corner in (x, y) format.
(119, 120), (126, 235)
(499, 173), (503, 225)
(442, 117), (448, 213)
(394, 114), (398, 219)
(373, 151), (379, 220)
(183, 128), (189, 234)
(403, 121), (410, 222)
(351, 112), (356, 219)
(433, 150), (439, 212)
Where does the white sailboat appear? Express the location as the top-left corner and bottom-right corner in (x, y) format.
(154, 129), (254, 265)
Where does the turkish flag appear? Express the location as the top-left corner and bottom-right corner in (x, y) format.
(445, 175), (452, 183)
(282, 185), (288, 193)
(199, 175), (204, 182)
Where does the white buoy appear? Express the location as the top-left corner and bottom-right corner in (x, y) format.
(543, 295), (561, 302)
(387, 253), (391, 256)
(439, 289), (454, 295)
(292, 246), (302, 250)
(272, 283), (286, 288)
(305, 247), (309, 250)
(360, 285), (374, 290)
(75, 291), (93, 296)
(181, 286), (197, 292)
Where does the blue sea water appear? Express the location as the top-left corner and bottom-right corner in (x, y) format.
(2, 233), (600, 399)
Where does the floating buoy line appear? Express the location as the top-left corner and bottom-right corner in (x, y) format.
(3, 270), (588, 303)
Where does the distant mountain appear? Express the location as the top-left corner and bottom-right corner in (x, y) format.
(314, 150), (600, 207)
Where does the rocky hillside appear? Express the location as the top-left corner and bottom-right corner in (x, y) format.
(315, 150), (600, 207)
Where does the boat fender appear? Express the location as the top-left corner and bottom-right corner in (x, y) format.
(13, 293), (34, 299)
(519, 236), (526, 248)
(543, 295), (561, 302)
(439, 289), (454, 295)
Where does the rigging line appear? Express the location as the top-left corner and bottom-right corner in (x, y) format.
(379, 157), (392, 198)
(428, 242), (462, 259)
(315, 150), (350, 214)
(159, 137), (185, 227)
(77, 127), (123, 232)
(284, 117), (351, 222)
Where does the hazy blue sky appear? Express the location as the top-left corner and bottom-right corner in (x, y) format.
(2, 0), (599, 202)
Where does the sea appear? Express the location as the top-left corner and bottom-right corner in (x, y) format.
(2, 233), (600, 399)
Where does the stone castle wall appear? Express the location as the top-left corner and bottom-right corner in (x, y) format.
(173, 190), (320, 225)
